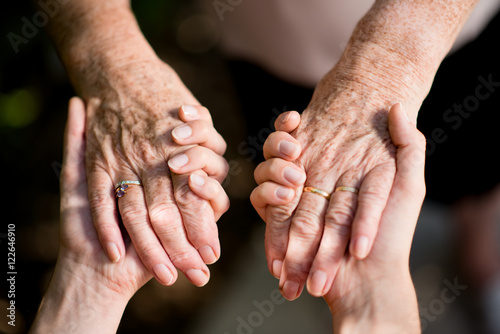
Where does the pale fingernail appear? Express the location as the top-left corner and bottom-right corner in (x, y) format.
(276, 186), (293, 200)
(199, 245), (217, 264)
(168, 154), (189, 169)
(352, 236), (369, 259)
(279, 141), (299, 157)
(190, 173), (205, 186)
(282, 280), (300, 300)
(272, 260), (283, 279)
(281, 111), (292, 123)
(283, 167), (305, 185)
(308, 270), (328, 296)
(186, 269), (210, 287)
(182, 105), (198, 118)
(172, 125), (192, 139)
(106, 242), (121, 263)
(153, 264), (175, 286)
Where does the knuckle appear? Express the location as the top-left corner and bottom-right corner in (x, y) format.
(324, 205), (354, 228)
(175, 182), (204, 207)
(168, 249), (197, 266)
(267, 205), (294, 224)
(148, 204), (176, 225)
(292, 209), (322, 237)
(89, 193), (113, 212)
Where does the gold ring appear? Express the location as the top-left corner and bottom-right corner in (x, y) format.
(303, 186), (331, 200)
(115, 180), (142, 198)
(334, 186), (359, 194)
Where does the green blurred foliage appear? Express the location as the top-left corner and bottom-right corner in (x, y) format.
(0, 89), (40, 128)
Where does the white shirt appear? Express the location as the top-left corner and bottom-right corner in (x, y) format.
(205, 0), (500, 87)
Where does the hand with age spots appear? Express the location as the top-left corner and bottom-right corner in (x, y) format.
(252, 104), (425, 333)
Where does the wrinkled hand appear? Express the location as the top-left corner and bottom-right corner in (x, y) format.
(253, 104), (425, 332)
(84, 59), (228, 287)
(262, 80), (402, 300)
(59, 97), (151, 298)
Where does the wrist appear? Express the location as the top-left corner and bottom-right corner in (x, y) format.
(330, 272), (419, 334)
(47, 1), (160, 96)
(30, 255), (130, 334)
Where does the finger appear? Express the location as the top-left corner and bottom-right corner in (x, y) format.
(116, 172), (179, 286)
(171, 172), (221, 267)
(87, 167), (125, 264)
(168, 146), (229, 183)
(263, 132), (302, 160)
(279, 178), (334, 300)
(250, 182), (296, 221)
(254, 158), (306, 187)
(349, 163), (395, 260)
(178, 105), (213, 124)
(264, 189), (302, 279)
(188, 173), (230, 221)
(172, 119), (227, 156)
(389, 103), (427, 188)
(305, 172), (360, 297)
(142, 168), (211, 286)
(274, 110), (301, 133)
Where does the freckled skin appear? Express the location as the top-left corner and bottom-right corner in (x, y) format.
(40, 0), (479, 293)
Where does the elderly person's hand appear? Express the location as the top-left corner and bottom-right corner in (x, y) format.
(257, 0), (477, 300)
(253, 104), (425, 333)
(30, 97), (230, 333)
(42, 1), (229, 288)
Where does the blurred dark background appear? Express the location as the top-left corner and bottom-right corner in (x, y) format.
(1, 1), (500, 334)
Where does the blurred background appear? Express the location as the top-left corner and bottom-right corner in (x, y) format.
(1, 1), (499, 333)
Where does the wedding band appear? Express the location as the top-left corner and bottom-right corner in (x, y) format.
(334, 186), (359, 194)
(303, 186), (331, 200)
(115, 180), (142, 198)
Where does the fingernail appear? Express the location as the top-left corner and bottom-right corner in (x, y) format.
(186, 269), (210, 287)
(153, 264), (175, 285)
(190, 173), (205, 186)
(281, 111), (292, 123)
(308, 270), (328, 296)
(182, 105), (198, 118)
(272, 260), (283, 279)
(275, 186), (293, 200)
(172, 125), (192, 140)
(284, 167), (305, 185)
(168, 153), (188, 169)
(105, 242), (121, 263)
(279, 141), (299, 157)
(352, 236), (369, 259)
(199, 245), (217, 264)
(282, 281), (300, 300)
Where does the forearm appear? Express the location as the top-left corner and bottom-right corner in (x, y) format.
(332, 273), (420, 334)
(37, 0), (159, 96)
(322, 0), (478, 120)
(30, 257), (129, 334)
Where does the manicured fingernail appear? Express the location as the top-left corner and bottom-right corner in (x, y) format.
(275, 186), (293, 200)
(352, 236), (369, 259)
(190, 173), (205, 186)
(284, 167), (305, 185)
(182, 105), (198, 118)
(106, 242), (121, 263)
(168, 154), (188, 169)
(282, 281), (300, 300)
(272, 260), (283, 279)
(172, 125), (192, 140)
(153, 264), (174, 285)
(279, 141), (299, 157)
(186, 269), (210, 287)
(199, 245), (217, 264)
(308, 270), (327, 296)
